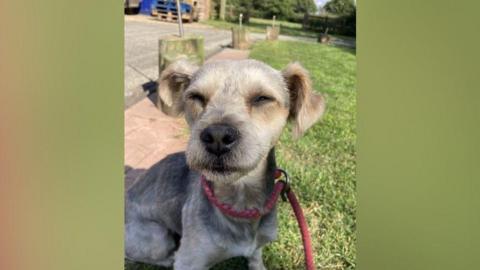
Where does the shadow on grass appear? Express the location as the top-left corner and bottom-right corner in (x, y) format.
(244, 21), (318, 38)
(335, 45), (356, 56)
(125, 260), (169, 270)
(125, 257), (248, 270)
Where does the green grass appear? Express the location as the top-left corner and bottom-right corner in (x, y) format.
(126, 41), (356, 270)
(248, 41), (357, 270)
(202, 17), (319, 39)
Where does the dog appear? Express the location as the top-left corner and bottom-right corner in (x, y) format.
(125, 59), (325, 269)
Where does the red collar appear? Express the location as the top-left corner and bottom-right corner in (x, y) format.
(202, 169), (316, 270)
(200, 169), (287, 219)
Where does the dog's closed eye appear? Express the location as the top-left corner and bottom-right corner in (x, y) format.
(251, 95), (275, 106)
(187, 92), (207, 106)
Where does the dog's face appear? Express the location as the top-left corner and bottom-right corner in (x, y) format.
(158, 60), (325, 183)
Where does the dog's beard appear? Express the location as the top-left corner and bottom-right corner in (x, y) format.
(200, 169), (244, 184)
(186, 150), (265, 184)
(186, 154), (247, 184)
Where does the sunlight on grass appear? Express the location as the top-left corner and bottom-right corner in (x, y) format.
(251, 41), (357, 270)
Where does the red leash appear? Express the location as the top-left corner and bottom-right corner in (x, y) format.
(284, 183), (316, 270)
(201, 169), (316, 270)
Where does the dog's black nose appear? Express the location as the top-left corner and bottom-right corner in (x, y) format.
(200, 124), (239, 156)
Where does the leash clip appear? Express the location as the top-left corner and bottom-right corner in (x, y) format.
(275, 168), (290, 202)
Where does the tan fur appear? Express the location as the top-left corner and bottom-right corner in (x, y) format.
(158, 59), (325, 187)
(158, 59), (198, 116)
(282, 62), (326, 138)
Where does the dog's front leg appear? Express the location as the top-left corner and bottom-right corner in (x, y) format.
(174, 249), (209, 270)
(174, 236), (221, 270)
(248, 248), (267, 270)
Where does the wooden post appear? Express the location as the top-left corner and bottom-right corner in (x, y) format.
(219, 0), (226, 20)
(231, 27), (249, 49)
(266, 26), (280, 40)
(231, 14), (249, 49)
(318, 28), (330, 44)
(266, 15), (280, 41)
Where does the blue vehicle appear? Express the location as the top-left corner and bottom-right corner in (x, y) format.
(150, 0), (195, 22)
(139, 0), (195, 21)
(157, 0), (192, 14)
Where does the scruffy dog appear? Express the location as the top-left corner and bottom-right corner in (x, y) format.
(125, 59), (325, 269)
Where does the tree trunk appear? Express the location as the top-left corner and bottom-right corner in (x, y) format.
(302, 13), (309, 29)
(243, 11), (250, 24)
(219, 0), (226, 20)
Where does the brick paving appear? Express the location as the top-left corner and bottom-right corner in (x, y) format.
(125, 48), (250, 189)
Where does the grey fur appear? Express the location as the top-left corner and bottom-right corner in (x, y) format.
(125, 59), (325, 269)
(125, 150), (277, 269)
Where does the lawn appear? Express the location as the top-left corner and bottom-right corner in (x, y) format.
(126, 41), (356, 269)
(202, 17), (319, 39)
(248, 41), (356, 269)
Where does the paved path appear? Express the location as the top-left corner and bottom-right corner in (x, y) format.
(125, 48), (250, 189)
(125, 15), (233, 107)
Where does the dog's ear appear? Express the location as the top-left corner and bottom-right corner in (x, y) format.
(282, 62), (326, 138)
(158, 59), (198, 116)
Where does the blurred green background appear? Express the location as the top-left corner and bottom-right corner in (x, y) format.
(357, 1), (480, 269)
